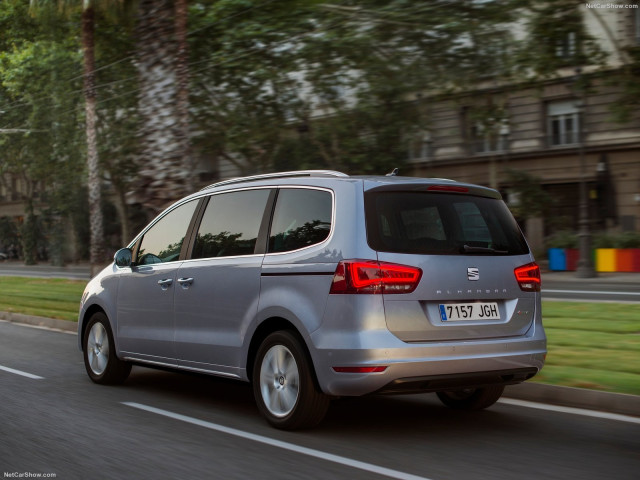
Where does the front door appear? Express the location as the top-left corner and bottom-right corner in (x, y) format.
(116, 198), (199, 364)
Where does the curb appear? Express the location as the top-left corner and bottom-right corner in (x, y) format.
(504, 382), (640, 418)
(2, 312), (638, 418)
(0, 311), (78, 333)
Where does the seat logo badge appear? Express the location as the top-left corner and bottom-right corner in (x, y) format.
(467, 268), (479, 281)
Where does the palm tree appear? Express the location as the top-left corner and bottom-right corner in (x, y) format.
(30, 0), (108, 276)
(132, 0), (192, 215)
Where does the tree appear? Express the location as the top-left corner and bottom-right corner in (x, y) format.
(189, 0), (547, 176)
(1, 1), (85, 264)
(29, 0), (116, 273)
(131, 0), (193, 215)
(504, 169), (552, 223)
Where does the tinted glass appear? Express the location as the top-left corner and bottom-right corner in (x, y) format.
(137, 200), (198, 265)
(366, 191), (528, 255)
(192, 189), (270, 259)
(269, 189), (332, 253)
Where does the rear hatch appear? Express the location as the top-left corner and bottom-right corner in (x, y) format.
(364, 183), (538, 343)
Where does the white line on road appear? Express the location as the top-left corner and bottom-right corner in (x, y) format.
(499, 398), (640, 425)
(122, 402), (433, 480)
(0, 365), (44, 380)
(543, 289), (639, 297)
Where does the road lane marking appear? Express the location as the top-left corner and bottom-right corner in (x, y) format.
(543, 289), (639, 297)
(0, 365), (44, 380)
(122, 402), (434, 480)
(499, 399), (640, 425)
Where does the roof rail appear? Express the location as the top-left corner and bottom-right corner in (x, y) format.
(200, 170), (348, 191)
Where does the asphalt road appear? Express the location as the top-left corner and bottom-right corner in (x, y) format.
(1, 321), (638, 480)
(542, 278), (640, 303)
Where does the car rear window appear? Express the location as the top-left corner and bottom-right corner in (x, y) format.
(365, 191), (529, 255)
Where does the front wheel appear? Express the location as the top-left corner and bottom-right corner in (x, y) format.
(83, 312), (131, 385)
(436, 385), (504, 410)
(252, 331), (330, 430)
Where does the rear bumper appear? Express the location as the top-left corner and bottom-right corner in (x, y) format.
(310, 332), (546, 397)
(375, 367), (538, 395)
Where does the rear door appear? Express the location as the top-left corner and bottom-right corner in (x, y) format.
(365, 187), (536, 342)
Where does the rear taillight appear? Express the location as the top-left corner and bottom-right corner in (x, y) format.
(515, 262), (541, 292)
(329, 260), (422, 294)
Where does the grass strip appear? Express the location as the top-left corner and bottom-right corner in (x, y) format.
(536, 301), (640, 395)
(0, 276), (86, 322)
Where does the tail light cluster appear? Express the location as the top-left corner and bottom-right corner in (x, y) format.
(329, 260), (422, 294)
(515, 262), (541, 292)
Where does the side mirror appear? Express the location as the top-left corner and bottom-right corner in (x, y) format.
(114, 248), (133, 268)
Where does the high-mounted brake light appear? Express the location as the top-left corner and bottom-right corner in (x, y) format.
(329, 260), (422, 294)
(515, 262), (541, 292)
(427, 185), (469, 193)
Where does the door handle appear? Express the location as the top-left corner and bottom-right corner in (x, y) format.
(157, 278), (173, 290)
(177, 277), (194, 288)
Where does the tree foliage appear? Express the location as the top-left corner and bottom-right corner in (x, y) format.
(0, 0), (631, 260)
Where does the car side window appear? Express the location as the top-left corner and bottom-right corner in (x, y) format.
(136, 200), (198, 265)
(192, 189), (271, 259)
(268, 188), (332, 253)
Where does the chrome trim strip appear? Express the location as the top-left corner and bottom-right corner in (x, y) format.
(122, 356), (242, 379)
(201, 170), (348, 191)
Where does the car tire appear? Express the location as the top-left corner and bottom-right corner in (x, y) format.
(252, 331), (330, 430)
(83, 312), (131, 385)
(436, 385), (505, 410)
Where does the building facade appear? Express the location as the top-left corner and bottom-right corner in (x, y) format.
(407, 4), (640, 253)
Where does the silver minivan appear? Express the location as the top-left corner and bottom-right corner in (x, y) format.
(78, 170), (546, 429)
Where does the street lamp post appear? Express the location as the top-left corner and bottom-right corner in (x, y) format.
(574, 69), (596, 278)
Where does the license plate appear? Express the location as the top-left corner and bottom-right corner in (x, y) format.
(438, 302), (500, 321)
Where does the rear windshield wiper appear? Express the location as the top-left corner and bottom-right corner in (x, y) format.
(461, 244), (509, 255)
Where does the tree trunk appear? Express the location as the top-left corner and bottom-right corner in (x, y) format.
(175, 0), (193, 191)
(82, 4), (105, 276)
(113, 183), (131, 245)
(132, 0), (190, 214)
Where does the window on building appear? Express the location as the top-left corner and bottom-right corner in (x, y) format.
(408, 131), (432, 163)
(471, 121), (509, 154)
(547, 100), (580, 146)
(555, 31), (577, 59)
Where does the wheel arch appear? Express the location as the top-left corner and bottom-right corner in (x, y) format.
(79, 304), (108, 352)
(247, 317), (320, 389)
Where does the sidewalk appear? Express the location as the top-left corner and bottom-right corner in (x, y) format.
(542, 270), (640, 284)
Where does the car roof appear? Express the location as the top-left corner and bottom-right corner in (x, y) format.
(197, 170), (501, 200)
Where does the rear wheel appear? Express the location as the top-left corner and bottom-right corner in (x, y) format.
(83, 312), (131, 385)
(252, 331), (330, 430)
(436, 385), (504, 410)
